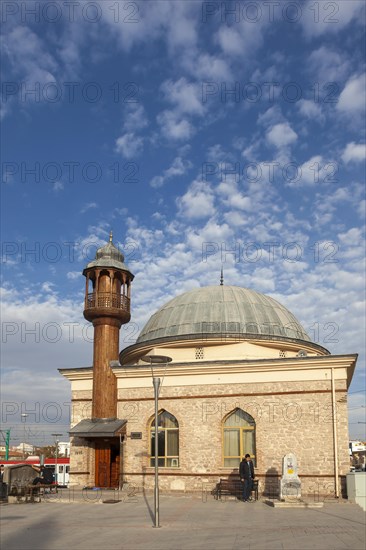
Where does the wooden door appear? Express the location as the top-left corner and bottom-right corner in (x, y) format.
(95, 441), (120, 488)
(110, 455), (120, 488)
(95, 444), (111, 487)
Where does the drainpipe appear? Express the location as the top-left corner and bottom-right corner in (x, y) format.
(331, 368), (339, 498)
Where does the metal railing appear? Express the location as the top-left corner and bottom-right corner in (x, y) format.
(85, 292), (130, 311)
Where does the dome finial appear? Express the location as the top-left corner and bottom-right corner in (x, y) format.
(109, 230), (113, 243)
(220, 266), (224, 286)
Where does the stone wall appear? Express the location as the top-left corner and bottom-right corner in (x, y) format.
(69, 437), (94, 487)
(115, 378), (349, 497)
(68, 377), (349, 497)
(69, 391), (94, 487)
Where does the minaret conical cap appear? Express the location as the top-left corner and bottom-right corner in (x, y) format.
(83, 233), (134, 278)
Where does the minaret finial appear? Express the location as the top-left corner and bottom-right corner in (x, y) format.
(109, 230), (113, 243)
(220, 266), (224, 286)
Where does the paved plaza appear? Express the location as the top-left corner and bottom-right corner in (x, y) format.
(1, 489), (365, 550)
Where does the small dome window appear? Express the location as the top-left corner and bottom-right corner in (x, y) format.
(195, 347), (204, 359)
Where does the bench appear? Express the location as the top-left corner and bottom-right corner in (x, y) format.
(215, 478), (259, 501)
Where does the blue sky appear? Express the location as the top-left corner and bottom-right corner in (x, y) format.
(1, 0), (365, 446)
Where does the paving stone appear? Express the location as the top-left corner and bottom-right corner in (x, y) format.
(1, 495), (365, 550)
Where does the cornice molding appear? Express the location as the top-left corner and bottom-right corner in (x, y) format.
(113, 354), (357, 379)
(59, 367), (93, 381)
(59, 354), (357, 386)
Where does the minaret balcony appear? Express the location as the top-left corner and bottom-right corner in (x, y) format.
(85, 292), (130, 313)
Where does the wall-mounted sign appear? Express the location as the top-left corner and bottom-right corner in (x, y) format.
(130, 432), (142, 439)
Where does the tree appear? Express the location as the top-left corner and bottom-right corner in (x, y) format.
(34, 445), (57, 458)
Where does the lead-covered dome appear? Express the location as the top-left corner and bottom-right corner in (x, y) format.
(83, 232), (133, 275)
(136, 285), (310, 345)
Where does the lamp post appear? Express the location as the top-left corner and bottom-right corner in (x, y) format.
(21, 413), (28, 458)
(51, 433), (62, 486)
(141, 355), (172, 528)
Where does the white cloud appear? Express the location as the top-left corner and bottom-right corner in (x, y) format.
(242, 143), (260, 162)
(186, 219), (233, 250)
(56, 22), (87, 79)
(114, 104), (148, 160)
(216, 26), (244, 56)
(125, 221), (164, 251)
(150, 156), (193, 188)
(286, 155), (323, 188)
(297, 99), (324, 122)
(41, 281), (55, 294)
(225, 193), (251, 211)
(103, 1), (199, 54)
(1, 22), (89, 118)
(357, 200), (366, 219)
(206, 144), (229, 163)
(250, 267), (276, 292)
(312, 183), (365, 225)
(217, 178), (252, 211)
(53, 181), (64, 193)
(115, 133), (143, 158)
(223, 211), (246, 227)
(58, 40), (81, 75)
(341, 142), (366, 164)
(0, 100), (13, 121)
(306, 46), (350, 82)
(66, 271), (80, 280)
(3, 25), (57, 82)
(183, 52), (232, 81)
(301, 0), (365, 38)
(73, 225), (112, 262)
(164, 5), (198, 52)
(258, 106), (285, 127)
(1, 283), (88, 405)
(123, 104), (148, 132)
(338, 227), (363, 247)
(80, 202), (98, 214)
(157, 110), (193, 141)
(266, 122), (298, 148)
(250, 59), (286, 84)
(215, 14), (267, 58)
(337, 74), (366, 115)
(161, 78), (204, 116)
(177, 180), (216, 219)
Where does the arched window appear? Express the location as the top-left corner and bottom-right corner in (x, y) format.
(149, 410), (179, 467)
(223, 409), (256, 467)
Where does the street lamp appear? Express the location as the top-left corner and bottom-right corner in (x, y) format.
(141, 354), (172, 528)
(21, 413), (28, 458)
(51, 433), (62, 486)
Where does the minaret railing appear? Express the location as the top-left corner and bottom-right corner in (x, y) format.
(86, 292), (130, 311)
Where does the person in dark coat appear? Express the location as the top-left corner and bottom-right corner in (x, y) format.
(41, 467), (54, 485)
(32, 466), (54, 486)
(32, 465), (43, 485)
(239, 454), (255, 502)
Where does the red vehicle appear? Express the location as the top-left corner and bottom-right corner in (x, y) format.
(1, 457), (70, 486)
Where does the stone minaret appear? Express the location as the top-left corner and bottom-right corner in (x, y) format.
(83, 232), (134, 420)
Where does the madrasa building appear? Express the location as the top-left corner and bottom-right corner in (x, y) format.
(60, 235), (357, 497)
